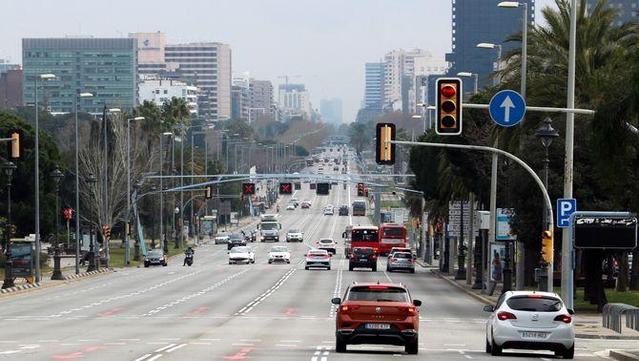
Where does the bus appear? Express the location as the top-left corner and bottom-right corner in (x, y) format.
(378, 223), (408, 255)
(352, 200), (366, 216)
(350, 225), (380, 255)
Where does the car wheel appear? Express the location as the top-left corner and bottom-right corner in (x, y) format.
(144, 263), (149, 268)
(490, 336), (502, 356)
(335, 337), (346, 353)
(305, 266), (309, 270)
(405, 336), (418, 354)
(287, 260), (290, 264)
(410, 269), (415, 274)
(372, 265), (377, 272)
(559, 345), (574, 359)
(228, 261), (232, 265)
(162, 262), (167, 267)
(268, 260), (272, 264)
(485, 338), (492, 353)
(327, 266), (331, 270)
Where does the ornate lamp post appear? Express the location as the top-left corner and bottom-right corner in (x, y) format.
(50, 167), (64, 280)
(2, 161), (17, 289)
(86, 173), (98, 272)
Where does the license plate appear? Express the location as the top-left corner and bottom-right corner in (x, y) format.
(365, 323), (390, 330)
(521, 331), (547, 339)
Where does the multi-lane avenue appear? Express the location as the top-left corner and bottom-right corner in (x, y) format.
(0, 152), (625, 360)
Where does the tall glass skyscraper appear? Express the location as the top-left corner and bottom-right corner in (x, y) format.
(445, 0), (535, 89)
(22, 38), (137, 114)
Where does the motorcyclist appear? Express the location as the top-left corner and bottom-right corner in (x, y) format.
(183, 247), (194, 266)
(276, 204), (280, 212)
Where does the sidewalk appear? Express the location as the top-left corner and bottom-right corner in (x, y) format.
(418, 260), (639, 340)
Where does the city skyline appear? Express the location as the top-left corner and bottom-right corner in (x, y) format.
(0, 0), (556, 122)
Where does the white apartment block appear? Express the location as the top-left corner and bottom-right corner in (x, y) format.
(138, 77), (198, 115)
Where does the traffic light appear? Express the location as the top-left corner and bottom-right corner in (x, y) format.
(436, 78), (463, 135)
(242, 182), (255, 195)
(7, 130), (21, 160)
(375, 123), (396, 165)
(316, 183), (330, 195)
(279, 182), (292, 194)
(541, 230), (553, 264)
(357, 183), (364, 197)
(205, 185), (213, 199)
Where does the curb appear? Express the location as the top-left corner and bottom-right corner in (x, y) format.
(576, 334), (639, 340)
(609, 350), (639, 361)
(430, 269), (494, 305)
(0, 283), (41, 294)
(63, 268), (112, 280)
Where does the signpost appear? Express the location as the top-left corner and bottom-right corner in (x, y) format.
(557, 198), (577, 228)
(489, 90), (526, 127)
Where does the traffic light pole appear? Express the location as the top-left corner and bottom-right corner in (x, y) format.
(389, 139), (555, 291)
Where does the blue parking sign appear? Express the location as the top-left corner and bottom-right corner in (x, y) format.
(557, 198), (577, 228)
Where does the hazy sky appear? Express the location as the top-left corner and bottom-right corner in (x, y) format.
(1, 0), (556, 122)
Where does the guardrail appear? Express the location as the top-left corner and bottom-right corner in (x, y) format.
(602, 303), (639, 333)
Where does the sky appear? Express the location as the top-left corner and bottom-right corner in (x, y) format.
(0, 0), (557, 123)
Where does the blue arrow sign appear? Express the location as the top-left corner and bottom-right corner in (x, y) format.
(489, 90), (526, 127)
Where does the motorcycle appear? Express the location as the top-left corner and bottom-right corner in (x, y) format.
(184, 252), (194, 266)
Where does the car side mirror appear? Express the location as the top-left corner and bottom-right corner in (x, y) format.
(413, 299), (422, 307)
(483, 305), (495, 312)
(567, 308), (575, 315)
(331, 297), (341, 305)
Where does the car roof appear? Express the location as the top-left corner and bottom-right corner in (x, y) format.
(505, 291), (561, 299)
(309, 249), (328, 253)
(349, 282), (407, 289)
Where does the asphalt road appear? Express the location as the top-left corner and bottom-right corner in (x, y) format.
(0, 153), (625, 360)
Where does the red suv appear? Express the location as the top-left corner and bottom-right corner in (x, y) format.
(331, 283), (421, 354)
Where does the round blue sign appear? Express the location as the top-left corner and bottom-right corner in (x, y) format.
(488, 90), (526, 127)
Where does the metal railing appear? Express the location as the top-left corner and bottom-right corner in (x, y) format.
(602, 303), (639, 333)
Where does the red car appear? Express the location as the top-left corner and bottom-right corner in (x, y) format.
(331, 283), (421, 354)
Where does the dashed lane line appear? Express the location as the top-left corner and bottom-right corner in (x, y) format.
(235, 268), (296, 316)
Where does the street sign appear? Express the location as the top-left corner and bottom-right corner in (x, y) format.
(572, 214), (637, 249)
(496, 208), (517, 241)
(489, 90), (526, 127)
(279, 182), (292, 194)
(557, 198), (577, 228)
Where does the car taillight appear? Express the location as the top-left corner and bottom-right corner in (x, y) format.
(371, 254), (377, 259)
(399, 306), (417, 316)
(341, 305), (360, 312)
(554, 314), (572, 323)
(497, 312), (517, 321)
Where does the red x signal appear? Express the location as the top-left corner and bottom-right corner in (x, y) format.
(279, 182), (292, 194)
(242, 183), (256, 195)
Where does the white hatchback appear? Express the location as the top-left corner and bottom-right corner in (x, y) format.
(228, 246), (255, 264)
(484, 291), (575, 359)
(268, 245), (291, 264)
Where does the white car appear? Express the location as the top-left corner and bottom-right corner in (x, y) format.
(316, 238), (337, 254)
(305, 249), (331, 270)
(286, 203), (296, 210)
(286, 229), (304, 242)
(484, 291), (575, 359)
(215, 233), (230, 244)
(323, 205), (334, 216)
(268, 246), (291, 264)
(228, 246), (255, 264)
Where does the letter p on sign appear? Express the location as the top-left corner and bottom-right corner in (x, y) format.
(557, 198), (577, 228)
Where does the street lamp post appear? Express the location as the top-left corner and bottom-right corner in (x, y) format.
(50, 168), (64, 280)
(102, 107), (120, 269)
(535, 117), (559, 291)
(126, 116), (144, 265)
(498, 1), (528, 98)
(34, 73), (56, 283)
(160, 132), (173, 254)
(456, 72), (478, 95)
(74, 92), (93, 275)
(86, 173), (97, 272)
(2, 161), (17, 289)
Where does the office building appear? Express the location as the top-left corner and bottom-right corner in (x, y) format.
(364, 62), (385, 110)
(587, 0), (638, 24)
(320, 98), (343, 124)
(249, 79), (274, 121)
(0, 61), (22, 109)
(138, 76), (198, 115)
(446, 0), (535, 88)
(22, 38), (137, 114)
(231, 77), (250, 120)
(129, 32), (167, 75)
(278, 83), (311, 119)
(165, 42), (232, 121)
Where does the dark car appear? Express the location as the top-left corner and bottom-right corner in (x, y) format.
(338, 205), (349, 216)
(227, 233), (247, 250)
(349, 247), (377, 271)
(144, 249), (167, 267)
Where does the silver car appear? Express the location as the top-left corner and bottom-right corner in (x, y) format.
(386, 251), (415, 273)
(484, 291), (575, 358)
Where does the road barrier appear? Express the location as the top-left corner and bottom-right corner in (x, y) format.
(602, 303), (639, 333)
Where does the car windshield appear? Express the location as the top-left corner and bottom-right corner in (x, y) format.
(271, 246), (288, 252)
(288, 229), (300, 234)
(506, 296), (563, 312)
(353, 248), (374, 255)
(148, 250), (163, 257)
(347, 286), (409, 302)
(231, 247), (249, 253)
(309, 251), (328, 256)
(261, 223), (278, 230)
(229, 233), (243, 240)
(393, 252), (412, 259)
(319, 239), (333, 244)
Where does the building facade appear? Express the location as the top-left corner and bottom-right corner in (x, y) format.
(320, 98), (343, 124)
(364, 62), (385, 111)
(165, 42), (232, 121)
(0, 61), (22, 109)
(446, 0), (535, 89)
(587, 0), (638, 24)
(231, 77), (250, 120)
(138, 77), (198, 115)
(278, 83), (311, 119)
(129, 32), (167, 76)
(22, 38), (137, 114)
(249, 79), (274, 121)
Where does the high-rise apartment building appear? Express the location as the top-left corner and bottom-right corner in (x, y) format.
(129, 32), (167, 76)
(22, 38), (137, 114)
(0, 61), (22, 109)
(446, 0), (535, 88)
(587, 0), (638, 24)
(320, 98), (343, 124)
(165, 42), (232, 121)
(248, 79), (274, 121)
(278, 83), (311, 119)
(364, 62), (385, 110)
(231, 77), (250, 120)
(138, 76), (198, 115)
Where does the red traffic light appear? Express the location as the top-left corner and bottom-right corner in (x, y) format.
(436, 78), (463, 136)
(279, 182), (292, 194)
(242, 183), (256, 195)
(441, 85), (456, 98)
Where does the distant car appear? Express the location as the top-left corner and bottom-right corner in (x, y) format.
(228, 246), (255, 264)
(227, 233), (247, 250)
(323, 205), (334, 216)
(286, 228), (304, 242)
(317, 238), (337, 254)
(305, 249), (331, 270)
(214, 233), (230, 245)
(484, 291), (575, 359)
(286, 203), (296, 210)
(349, 247), (377, 271)
(301, 200), (311, 208)
(387, 251), (415, 273)
(333, 166), (339, 171)
(338, 205), (349, 216)
(268, 245), (291, 264)
(291, 198), (299, 207)
(144, 249), (167, 267)
(332, 283), (421, 354)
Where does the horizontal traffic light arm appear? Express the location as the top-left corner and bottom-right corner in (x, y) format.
(462, 102), (595, 115)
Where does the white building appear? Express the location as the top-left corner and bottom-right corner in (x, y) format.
(138, 77), (198, 115)
(278, 83), (311, 120)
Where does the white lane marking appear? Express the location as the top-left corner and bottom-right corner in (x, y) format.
(159, 338), (180, 341)
(236, 268), (296, 315)
(147, 355), (163, 361)
(189, 342), (211, 345)
(240, 339), (261, 342)
(199, 338), (221, 341)
(231, 343), (254, 346)
(165, 343), (187, 353)
(120, 338), (141, 342)
(154, 343), (176, 352)
(383, 270), (393, 283)
(280, 339), (302, 343)
(134, 354), (152, 361)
